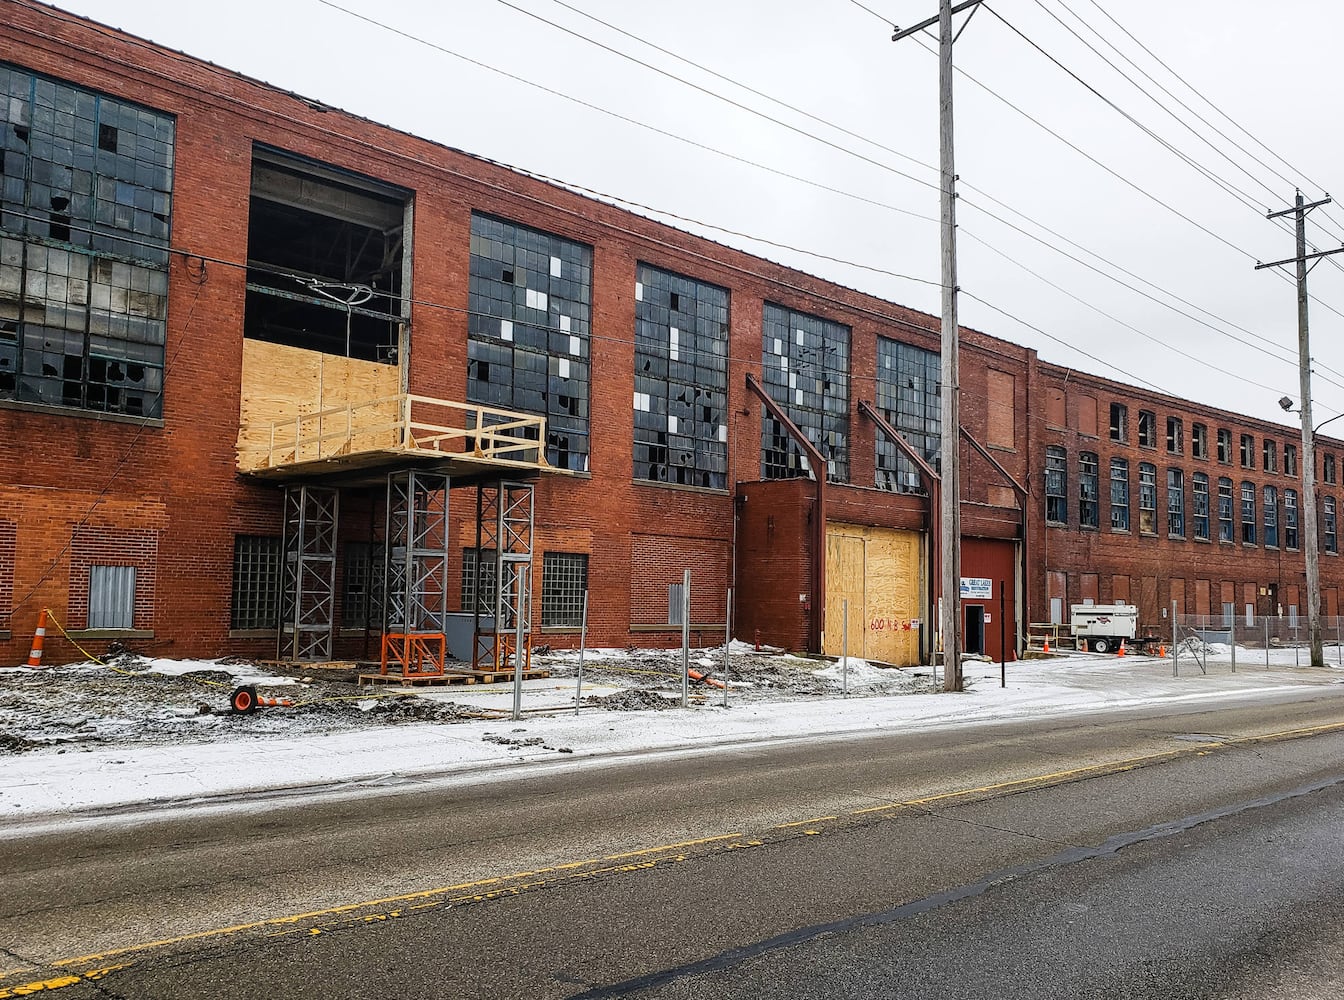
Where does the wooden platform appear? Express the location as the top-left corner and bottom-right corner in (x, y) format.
(359, 668), (552, 687)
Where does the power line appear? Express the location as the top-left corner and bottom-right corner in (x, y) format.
(488, 0), (938, 193)
(478, 0), (1332, 391)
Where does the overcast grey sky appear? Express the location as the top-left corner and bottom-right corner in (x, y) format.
(45, 0), (1344, 429)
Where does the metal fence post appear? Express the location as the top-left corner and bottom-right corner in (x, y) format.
(1171, 601), (1178, 677)
(723, 587), (732, 709)
(842, 598), (849, 698)
(681, 569), (691, 709)
(574, 590), (588, 716)
(1265, 616), (1270, 670)
(1230, 612), (1236, 673)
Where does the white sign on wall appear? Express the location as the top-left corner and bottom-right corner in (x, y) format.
(960, 577), (993, 600)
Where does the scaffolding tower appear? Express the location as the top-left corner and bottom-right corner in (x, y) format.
(279, 485), (339, 661)
(473, 481), (535, 673)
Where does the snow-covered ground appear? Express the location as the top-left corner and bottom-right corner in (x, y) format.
(2, 642), (1341, 825)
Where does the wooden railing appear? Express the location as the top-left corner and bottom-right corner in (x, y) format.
(237, 393), (549, 473)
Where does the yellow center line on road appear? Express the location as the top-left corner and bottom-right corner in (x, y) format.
(21, 716), (1344, 994)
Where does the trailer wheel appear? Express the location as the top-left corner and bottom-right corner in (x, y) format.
(1092, 638), (1111, 654)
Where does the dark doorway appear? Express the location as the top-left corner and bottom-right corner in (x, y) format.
(965, 605), (986, 656)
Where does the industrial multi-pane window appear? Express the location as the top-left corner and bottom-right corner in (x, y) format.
(88, 565), (135, 630)
(875, 337), (940, 493)
(230, 536), (281, 629)
(1109, 403), (1127, 443)
(1217, 428), (1232, 463)
(541, 552), (588, 628)
(760, 303), (850, 483)
(1241, 481), (1256, 544)
(1217, 477), (1234, 542)
(1192, 473), (1210, 541)
(1285, 489), (1299, 549)
(1167, 469), (1185, 537)
(1078, 452), (1099, 528)
(1240, 434), (1254, 469)
(633, 264), (729, 489)
(0, 64), (174, 416)
(1191, 423), (1208, 459)
(341, 542), (384, 629)
(461, 548), (499, 615)
(1325, 454), (1337, 485)
(1138, 462), (1157, 534)
(467, 213), (593, 472)
(1138, 410), (1157, 448)
(1045, 446), (1067, 524)
(1110, 457), (1130, 531)
(1284, 444), (1297, 476)
(1263, 486), (1278, 548)
(1263, 440), (1277, 473)
(1324, 496), (1337, 554)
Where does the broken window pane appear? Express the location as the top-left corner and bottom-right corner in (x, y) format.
(0, 63), (172, 416)
(244, 148), (408, 362)
(875, 336), (940, 493)
(760, 303), (850, 483)
(633, 263), (729, 490)
(467, 212), (592, 471)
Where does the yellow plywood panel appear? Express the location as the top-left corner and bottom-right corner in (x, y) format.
(238, 340), (401, 456)
(824, 522), (922, 666)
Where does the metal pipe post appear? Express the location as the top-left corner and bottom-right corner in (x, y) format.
(723, 587), (732, 709)
(1171, 600), (1178, 678)
(1230, 612), (1237, 674)
(512, 564), (528, 722)
(842, 598), (849, 698)
(574, 590), (589, 716)
(681, 569), (691, 709)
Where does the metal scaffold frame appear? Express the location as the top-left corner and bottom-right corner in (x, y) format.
(382, 470), (450, 676)
(279, 485), (339, 662)
(473, 481), (535, 673)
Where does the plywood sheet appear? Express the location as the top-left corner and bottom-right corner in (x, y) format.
(825, 522), (922, 666)
(238, 340), (401, 461)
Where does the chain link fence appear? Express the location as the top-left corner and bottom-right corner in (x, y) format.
(1170, 614), (1344, 672)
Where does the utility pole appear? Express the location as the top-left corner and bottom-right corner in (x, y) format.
(1257, 191), (1344, 668)
(893, 0), (981, 691)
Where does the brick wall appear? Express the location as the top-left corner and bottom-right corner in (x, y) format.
(1033, 362), (1344, 631)
(68, 526), (159, 630)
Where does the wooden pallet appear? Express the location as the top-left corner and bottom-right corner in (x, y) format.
(358, 668), (551, 687)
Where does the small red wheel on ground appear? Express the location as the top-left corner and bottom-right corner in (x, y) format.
(230, 685), (257, 715)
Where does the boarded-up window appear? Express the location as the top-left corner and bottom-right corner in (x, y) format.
(1195, 579), (1210, 616)
(1112, 576), (1131, 603)
(1074, 394), (1098, 437)
(987, 371), (1015, 448)
(1046, 388), (1065, 429)
(1168, 577), (1184, 617)
(1081, 574), (1099, 604)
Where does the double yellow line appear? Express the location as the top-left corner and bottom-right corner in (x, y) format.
(4, 717), (1344, 998)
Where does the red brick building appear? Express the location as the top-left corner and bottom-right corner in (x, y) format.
(0, 3), (1329, 670)
(1035, 363), (1344, 638)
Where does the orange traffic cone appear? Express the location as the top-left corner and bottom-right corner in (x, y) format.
(1043, 637), (1051, 653)
(1117, 639), (1126, 657)
(26, 609), (47, 668)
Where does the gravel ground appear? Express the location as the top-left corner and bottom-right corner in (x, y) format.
(0, 643), (937, 754)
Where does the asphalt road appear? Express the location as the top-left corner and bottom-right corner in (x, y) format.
(3, 687), (1344, 998)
